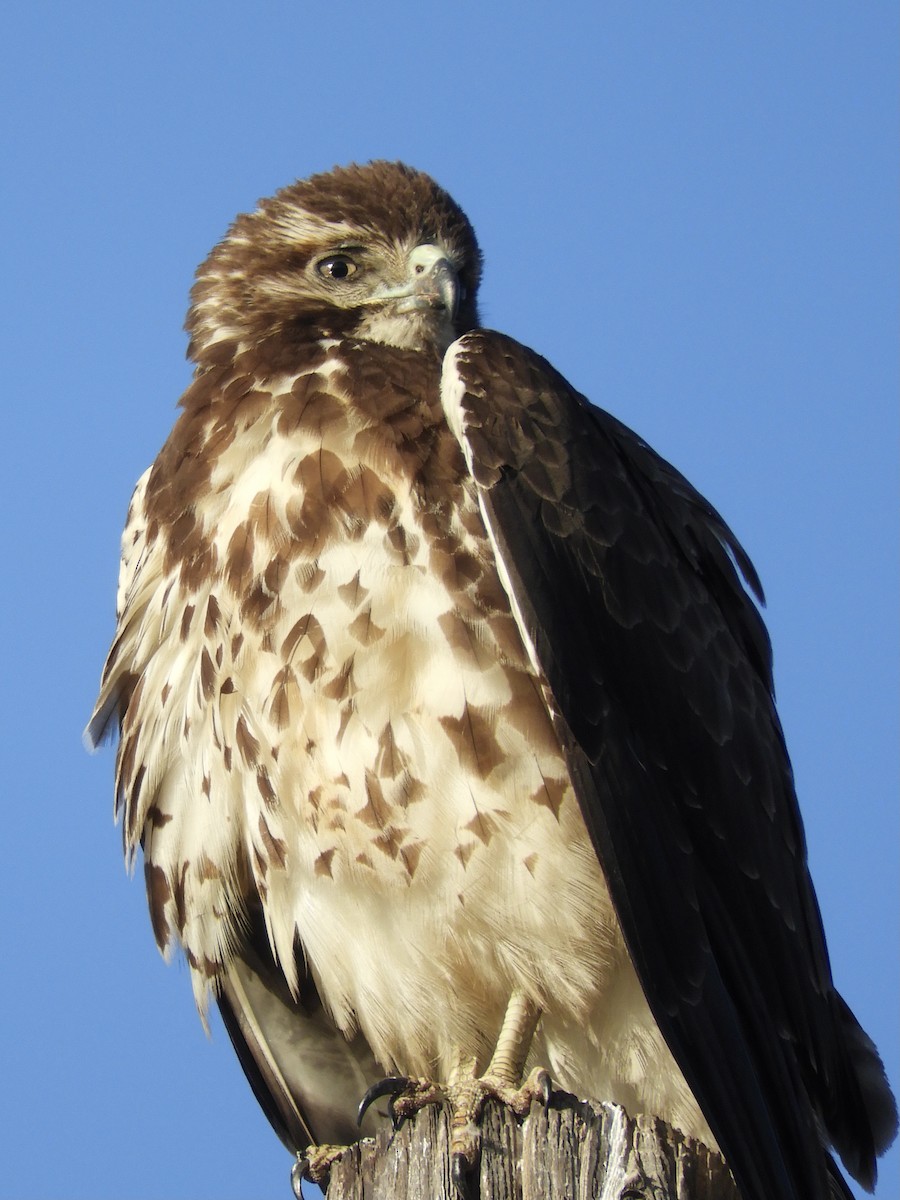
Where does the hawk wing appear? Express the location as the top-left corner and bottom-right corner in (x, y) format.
(216, 903), (384, 1152)
(441, 330), (893, 1200)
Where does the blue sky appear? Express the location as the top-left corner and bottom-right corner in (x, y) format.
(1, 4), (896, 1198)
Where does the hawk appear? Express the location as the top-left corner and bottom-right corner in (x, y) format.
(88, 161), (896, 1200)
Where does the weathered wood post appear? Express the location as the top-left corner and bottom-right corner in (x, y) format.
(322, 1095), (740, 1199)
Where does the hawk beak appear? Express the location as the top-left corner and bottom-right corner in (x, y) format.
(371, 244), (461, 320)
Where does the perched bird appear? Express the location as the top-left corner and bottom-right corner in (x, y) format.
(88, 161), (896, 1200)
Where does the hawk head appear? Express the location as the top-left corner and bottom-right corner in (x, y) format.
(186, 161), (483, 365)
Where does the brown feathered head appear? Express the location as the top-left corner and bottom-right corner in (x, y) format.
(186, 161), (483, 366)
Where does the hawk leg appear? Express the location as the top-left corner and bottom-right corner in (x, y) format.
(448, 991), (549, 1181)
(357, 990), (550, 1182)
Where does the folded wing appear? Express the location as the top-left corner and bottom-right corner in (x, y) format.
(441, 329), (896, 1200)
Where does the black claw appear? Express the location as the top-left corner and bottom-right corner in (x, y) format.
(386, 1094), (405, 1131)
(357, 1075), (412, 1127)
(290, 1157), (308, 1199)
(451, 1150), (475, 1197)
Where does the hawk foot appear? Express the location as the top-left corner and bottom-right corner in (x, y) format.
(448, 1066), (552, 1179)
(357, 1074), (445, 1130)
(291, 1143), (347, 1193)
(356, 1066), (552, 1185)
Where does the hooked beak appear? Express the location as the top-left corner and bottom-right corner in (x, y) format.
(370, 244), (461, 320)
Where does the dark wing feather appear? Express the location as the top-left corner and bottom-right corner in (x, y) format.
(216, 903), (385, 1154)
(442, 330), (895, 1200)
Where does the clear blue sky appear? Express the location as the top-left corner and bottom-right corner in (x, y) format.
(1, 4), (896, 1198)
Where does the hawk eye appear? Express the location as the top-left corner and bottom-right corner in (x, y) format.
(317, 254), (358, 281)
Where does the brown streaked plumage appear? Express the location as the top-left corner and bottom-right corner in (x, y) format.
(88, 161), (896, 1199)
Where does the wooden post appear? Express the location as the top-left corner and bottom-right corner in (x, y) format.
(322, 1094), (740, 1199)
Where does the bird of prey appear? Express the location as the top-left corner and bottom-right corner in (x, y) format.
(88, 161), (896, 1200)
